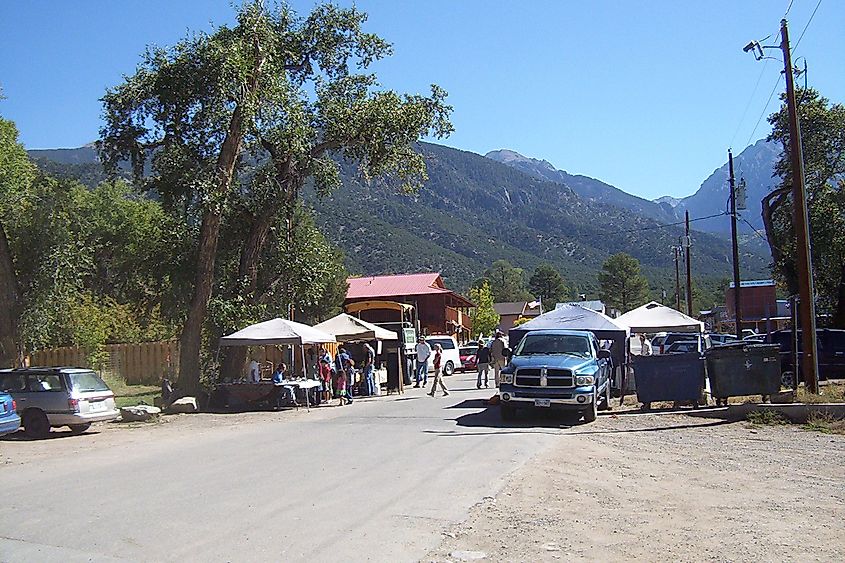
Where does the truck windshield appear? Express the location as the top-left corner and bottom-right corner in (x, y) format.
(514, 334), (591, 357)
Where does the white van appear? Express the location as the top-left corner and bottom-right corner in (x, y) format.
(425, 335), (461, 376)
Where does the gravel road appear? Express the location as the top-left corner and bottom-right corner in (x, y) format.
(429, 411), (845, 562)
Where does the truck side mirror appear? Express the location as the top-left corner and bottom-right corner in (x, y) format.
(597, 349), (611, 360)
(504, 347), (512, 359)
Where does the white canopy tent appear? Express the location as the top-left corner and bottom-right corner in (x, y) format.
(615, 302), (704, 333)
(219, 318), (336, 346)
(314, 313), (398, 343)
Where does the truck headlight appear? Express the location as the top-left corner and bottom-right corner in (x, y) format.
(575, 375), (594, 386)
(502, 373), (513, 384)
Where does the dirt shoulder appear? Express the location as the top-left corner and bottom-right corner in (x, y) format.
(429, 412), (845, 562)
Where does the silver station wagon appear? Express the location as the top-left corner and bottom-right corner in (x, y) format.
(0, 367), (119, 438)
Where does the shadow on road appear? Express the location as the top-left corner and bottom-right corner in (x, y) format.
(570, 418), (736, 435)
(1, 428), (101, 442)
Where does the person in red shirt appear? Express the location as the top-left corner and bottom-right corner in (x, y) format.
(427, 344), (449, 397)
(319, 359), (333, 404)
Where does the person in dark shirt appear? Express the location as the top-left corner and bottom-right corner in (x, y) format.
(475, 342), (491, 389)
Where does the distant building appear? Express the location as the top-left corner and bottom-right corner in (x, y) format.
(723, 280), (789, 333)
(345, 273), (473, 339)
(493, 301), (542, 333)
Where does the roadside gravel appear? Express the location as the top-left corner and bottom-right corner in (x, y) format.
(428, 411), (845, 562)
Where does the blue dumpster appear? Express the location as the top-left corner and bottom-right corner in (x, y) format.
(632, 352), (706, 410)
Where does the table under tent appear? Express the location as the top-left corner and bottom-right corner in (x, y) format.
(213, 318), (336, 411)
(314, 313), (405, 394)
(507, 303), (630, 395)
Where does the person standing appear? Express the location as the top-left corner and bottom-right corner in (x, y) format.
(490, 331), (507, 387)
(319, 358), (333, 404)
(427, 344), (449, 397)
(639, 334), (653, 356)
(247, 356), (261, 383)
(475, 341), (491, 389)
(336, 369), (352, 405)
(362, 341), (376, 396)
(414, 336), (431, 388)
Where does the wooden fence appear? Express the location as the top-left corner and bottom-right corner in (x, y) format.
(28, 341), (179, 386)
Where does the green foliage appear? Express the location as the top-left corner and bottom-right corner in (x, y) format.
(598, 253), (650, 313)
(528, 263), (570, 306)
(766, 88), (845, 326)
(477, 260), (533, 302)
(468, 281), (499, 338)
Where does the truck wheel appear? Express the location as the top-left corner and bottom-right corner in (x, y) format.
(23, 410), (50, 439)
(583, 392), (598, 423)
(500, 403), (517, 421)
(444, 361), (455, 376)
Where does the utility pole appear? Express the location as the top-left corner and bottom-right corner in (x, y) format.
(728, 149), (743, 340)
(780, 18), (819, 393)
(684, 210), (693, 317)
(673, 245), (682, 311)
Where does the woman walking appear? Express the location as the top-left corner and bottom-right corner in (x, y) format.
(427, 344), (449, 397)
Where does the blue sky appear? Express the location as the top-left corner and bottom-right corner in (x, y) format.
(1, 1), (841, 200)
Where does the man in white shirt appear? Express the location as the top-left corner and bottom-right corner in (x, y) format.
(414, 336), (431, 388)
(247, 357), (261, 383)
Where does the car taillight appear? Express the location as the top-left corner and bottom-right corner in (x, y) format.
(660, 345), (665, 354)
(68, 398), (80, 413)
(11, 399), (16, 411)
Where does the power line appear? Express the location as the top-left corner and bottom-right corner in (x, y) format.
(607, 212), (728, 235)
(793, 0), (823, 51)
(745, 74), (782, 147)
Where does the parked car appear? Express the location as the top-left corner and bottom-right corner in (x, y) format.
(744, 334), (766, 343)
(709, 333), (739, 346)
(654, 333), (712, 355)
(498, 329), (613, 423)
(459, 346), (478, 372)
(0, 367), (119, 439)
(650, 332), (668, 352)
(0, 392), (21, 437)
(766, 328), (845, 382)
(665, 341), (700, 354)
(425, 335), (461, 376)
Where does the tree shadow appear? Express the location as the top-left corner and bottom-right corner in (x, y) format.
(0, 428), (101, 442)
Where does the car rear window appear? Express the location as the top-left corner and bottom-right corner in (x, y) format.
(68, 371), (111, 392)
(427, 338), (456, 350)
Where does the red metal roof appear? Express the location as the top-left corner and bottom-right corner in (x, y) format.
(346, 273), (448, 300)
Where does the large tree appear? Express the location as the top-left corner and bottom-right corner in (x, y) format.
(468, 281), (500, 338)
(100, 2), (452, 390)
(597, 253), (650, 313)
(477, 260), (533, 302)
(0, 117), (35, 366)
(528, 263), (570, 306)
(762, 88), (845, 327)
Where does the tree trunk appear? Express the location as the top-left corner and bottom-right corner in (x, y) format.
(219, 207), (276, 379)
(177, 109), (247, 394)
(0, 222), (21, 367)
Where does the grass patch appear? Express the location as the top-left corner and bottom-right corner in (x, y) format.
(746, 409), (789, 426)
(803, 412), (845, 435)
(797, 382), (845, 404)
(101, 371), (159, 409)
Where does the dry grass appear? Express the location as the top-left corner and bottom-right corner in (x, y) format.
(101, 372), (159, 408)
(798, 382), (845, 404)
(803, 412), (845, 435)
(746, 410), (790, 426)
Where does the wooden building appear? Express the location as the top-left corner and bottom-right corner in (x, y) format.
(345, 273), (473, 340)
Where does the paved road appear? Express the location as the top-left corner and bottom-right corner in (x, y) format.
(0, 372), (566, 562)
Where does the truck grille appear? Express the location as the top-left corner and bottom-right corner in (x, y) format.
(514, 368), (574, 387)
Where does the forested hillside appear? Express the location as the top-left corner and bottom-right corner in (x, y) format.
(29, 141), (771, 301)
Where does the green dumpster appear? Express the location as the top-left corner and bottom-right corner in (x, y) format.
(705, 343), (781, 403)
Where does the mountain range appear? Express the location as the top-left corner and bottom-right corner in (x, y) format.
(26, 141), (773, 301)
(487, 138), (781, 234)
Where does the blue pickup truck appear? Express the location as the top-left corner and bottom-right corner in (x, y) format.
(499, 329), (613, 423)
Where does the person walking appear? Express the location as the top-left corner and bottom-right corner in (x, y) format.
(490, 330), (507, 387)
(414, 336), (431, 388)
(427, 344), (449, 397)
(362, 341), (376, 396)
(475, 341), (491, 389)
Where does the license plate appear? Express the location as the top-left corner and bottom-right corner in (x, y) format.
(534, 398), (551, 407)
(88, 401), (106, 413)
